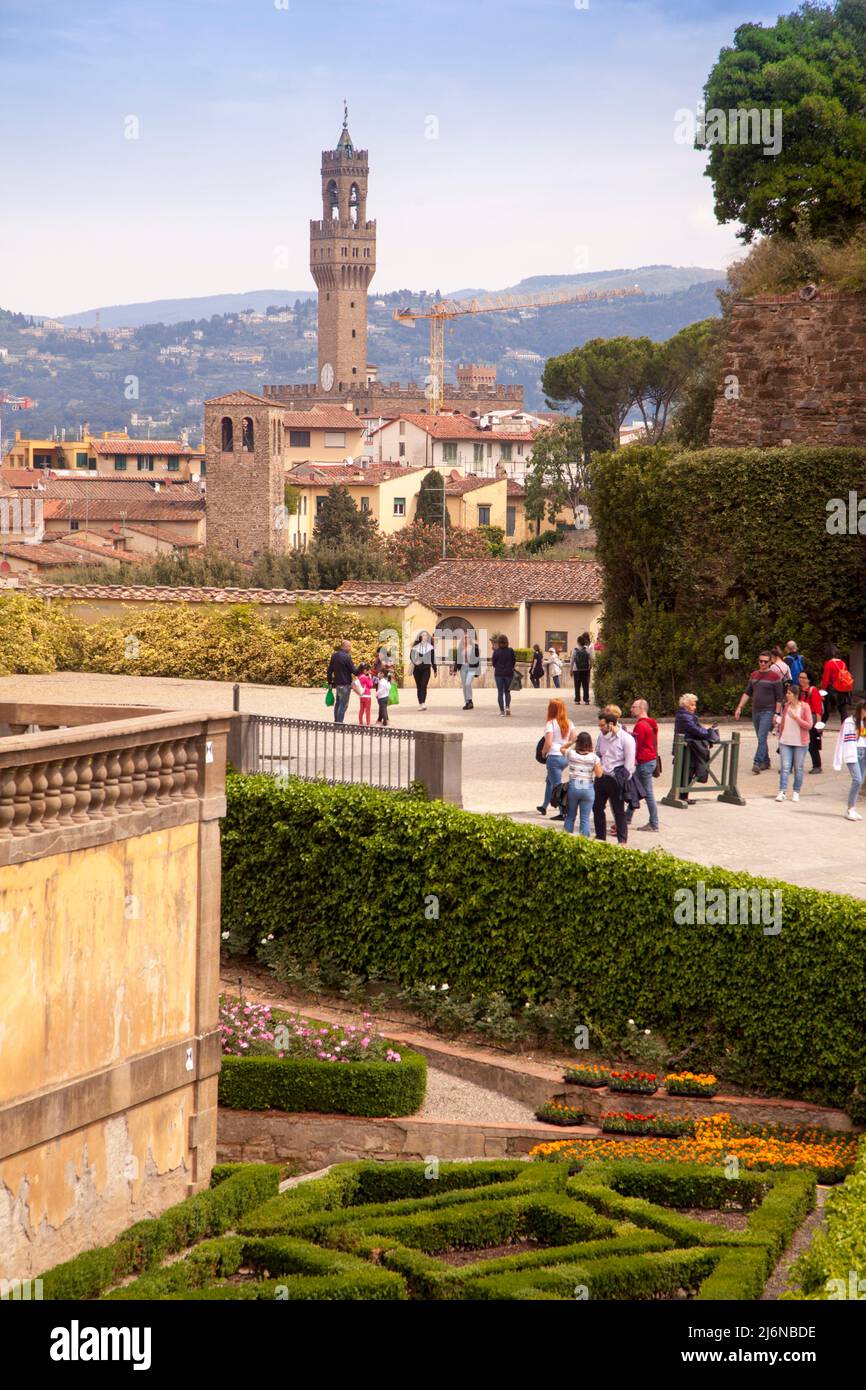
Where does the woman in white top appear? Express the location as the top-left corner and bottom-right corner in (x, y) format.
(775, 683), (813, 803)
(537, 698), (575, 819)
(543, 647), (563, 689)
(833, 700), (866, 820)
(562, 730), (602, 836)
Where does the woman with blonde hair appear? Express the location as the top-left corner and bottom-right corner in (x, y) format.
(537, 697), (574, 819)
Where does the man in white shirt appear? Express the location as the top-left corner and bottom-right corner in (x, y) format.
(594, 712), (636, 843)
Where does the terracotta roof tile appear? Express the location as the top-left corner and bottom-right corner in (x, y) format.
(90, 439), (203, 456)
(408, 558), (604, 608)
(27, 584), (405, 607)
(443, 475), (499, 496)
(287, 463), (425, 487)
(280, 407), (363, 429)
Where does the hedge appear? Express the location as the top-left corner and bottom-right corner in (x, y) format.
(784, 1136), (866, 1299)
(39, 1164), (280, 1299)
(218, 1048), (426, 1118)
(222, 774), (866, 1111)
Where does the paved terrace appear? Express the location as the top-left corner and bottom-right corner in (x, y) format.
(1, 673), (862, 899)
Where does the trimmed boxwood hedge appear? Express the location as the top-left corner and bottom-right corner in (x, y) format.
(784, 1136), (866, 1299)
(39, 1164), (280, 1300)
(219, 1048), (426, 1117)
(221, 773), (866, 1111)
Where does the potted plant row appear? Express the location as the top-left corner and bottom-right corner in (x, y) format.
(601, 1111), (695, 1138)
(562, 1064), (610, 1088)
(608, 1070), (659, 1096)
(664, 1072), (719, 1097)
(534, 1100), (585, 1127)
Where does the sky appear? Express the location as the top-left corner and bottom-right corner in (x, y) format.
(0, 0), (788, 316)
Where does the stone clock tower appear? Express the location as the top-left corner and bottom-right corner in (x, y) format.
(310, 104), (376, 396)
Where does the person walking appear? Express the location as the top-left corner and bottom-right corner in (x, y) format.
(326, 639), (358, 725)
(821, 645), (853, 726)
(537, 698), (575, 819)
(562, 731), (601, 836)
(451, 631), (481, 710)
(492, 634), (517, 716)
(733, 652), (784, 774)
(409, 631), (436, 711)
(543, 646), (562, 689)
(833, 700), (866, 821)
(797, 670), (824, 773)
(355, 663), (374, 727)
(593, 710), (636, 844)
(785, 641), (806, 684)
(374, 669), (392, 726)
(769, 646), (792, 689)
(570, 634), (593, 705)
(775, 683), (813, 802)
(529, 644), (544, 689)
(626, 698), (660, 831)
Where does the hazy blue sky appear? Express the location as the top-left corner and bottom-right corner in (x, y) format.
(2, 0), (786, 315)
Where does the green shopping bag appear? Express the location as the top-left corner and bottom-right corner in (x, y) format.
(325, 687), (335, 707)
(388, 682), (399, 706)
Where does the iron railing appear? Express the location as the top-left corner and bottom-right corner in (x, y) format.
(661, 731), (746, 808)
(247, 714), (416, 792)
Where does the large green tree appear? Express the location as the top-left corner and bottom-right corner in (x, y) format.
(313, 484), (377, 545)
(543, 337), (651, 457)
(414, 469), (449, 528)
(702, 0), (866, 241)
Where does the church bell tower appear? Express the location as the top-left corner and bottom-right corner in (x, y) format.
(309, 104), (377, 395)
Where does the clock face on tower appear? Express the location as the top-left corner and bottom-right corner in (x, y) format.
(320, 362), (335, 391)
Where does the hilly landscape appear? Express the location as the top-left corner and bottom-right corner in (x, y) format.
(0, 265), (724, 447)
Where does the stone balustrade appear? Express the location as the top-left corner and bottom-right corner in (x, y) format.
(0, 702), (233, 865)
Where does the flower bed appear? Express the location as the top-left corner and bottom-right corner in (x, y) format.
(563, 1064), (610, 1088)
(530, 1112), (859, 1184)
(218, 997), (426, 1118)
(608, 1071), (659, 1096)
(534, 1100), (585, 1127)
(601, 1112), (695, 1138)
(665, 1072), (719, 1097)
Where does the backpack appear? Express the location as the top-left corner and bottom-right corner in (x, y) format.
(574, 646), (591, 672)
(535, 736), (548, 764)
(836, 665), (854, 693)
(787, 654), (805, 683)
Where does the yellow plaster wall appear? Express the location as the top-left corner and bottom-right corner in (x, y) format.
(0, 823), (200, 1106)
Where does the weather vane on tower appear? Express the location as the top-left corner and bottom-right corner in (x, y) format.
(343, 99), (348, 130)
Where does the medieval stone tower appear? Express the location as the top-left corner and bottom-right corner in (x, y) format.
(310, 105), (376, 396)
(203, 391), (288, 562)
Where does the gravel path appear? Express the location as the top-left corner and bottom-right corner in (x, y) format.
(417, 1066), (539, 1125)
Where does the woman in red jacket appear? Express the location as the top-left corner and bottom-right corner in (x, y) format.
(821, 645), (851, 725)
(797, 670), (824, 773)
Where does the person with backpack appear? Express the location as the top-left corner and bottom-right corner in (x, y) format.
(832, 700), (866, 821)
(529, 644), (544, 689)
(537, 698), (575, 819)
(821, 645), (854, 725)
(570, 634), (593, 705)
(797, 669), (825, 773)
(492, 634), (517, 716)
(785, 642), (806, 685)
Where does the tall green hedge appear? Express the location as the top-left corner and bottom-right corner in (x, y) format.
(219, 1050), (426, 1117)
(222, 774), (866, 1112)
(589, 445), (866, 712)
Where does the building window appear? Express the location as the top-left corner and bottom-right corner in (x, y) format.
(167, 459), (180, 472)
(137, 456), (154, 472)
(393, 497), (406, 517)
(75, 451), (88, 468)
(301, 495), (307, 515)
(200, 461), (206, 476)
(506, 505), (516, 537)
(360, 496), (370, 511)
(242, 417), (254, 451)
(324, 431), (346, 448)
(114, 456), (127, 471)
(221, 417), (234, 451)
(398, 420), (406, 436)
(545, 630), (568, 654)
(442, 442), (457, 462)
(487, 442), (493, 458)
(341, 246), (348, 257)
(351, 329), (356, 338)
(473, 442), (484, 465)
(500, 443), (512, 462)
(70, 519), (80, 531)
(477, 505), (491, 526)
(290, 430), (311, 448)
(398, 442), (406, 457)
(316, 495), (328, 514)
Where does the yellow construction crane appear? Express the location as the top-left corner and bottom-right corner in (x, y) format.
(393, 284), (643, 413)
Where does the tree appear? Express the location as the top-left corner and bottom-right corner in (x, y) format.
(669, 319), (727, 449)
(635, 325), (719, 444)
(524, 417), (589, 527)
(542, 337), (652, 458)
(702, 0), (866, 242)
(385, 521), (488, 579)
(313, 485), (377, 545)
(414, 469), (448, 528)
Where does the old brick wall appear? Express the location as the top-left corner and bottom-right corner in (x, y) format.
(205, 401), (288, 562)
(710, 291), (866, 447)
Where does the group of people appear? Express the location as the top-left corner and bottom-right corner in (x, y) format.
(325, 639), (396, 726)
(731, 643), (862, 819)
(528, 634), (596, 704)
(538, 698), (659, 842)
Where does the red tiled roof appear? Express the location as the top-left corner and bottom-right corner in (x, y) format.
(90, 439), (203, 456)
(287, 463), (425, 486)
(506, 479), (526, 497)
(9, 477), (203, 500)
(205, 390), (276, 407)
(53, 534), (149, 563)
(443, 475), (499, 496)
(106, 523), (199, 547)
(27, 584), (399, 606)
(280, 407), (363, 430)
(0, 539), (126, 568)
(370, 413), (541, 443)
(408, 558), (604, 609)
(43, 500), (205, 522)
(0, 468), (41, 488)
